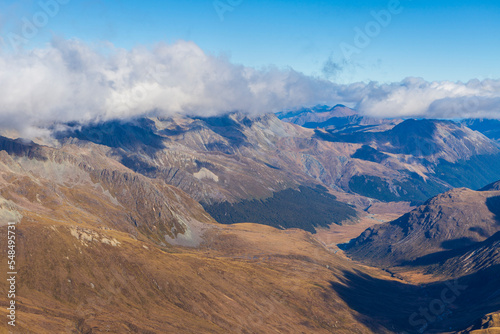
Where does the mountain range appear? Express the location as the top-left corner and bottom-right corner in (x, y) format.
(1, 105), (500, 333)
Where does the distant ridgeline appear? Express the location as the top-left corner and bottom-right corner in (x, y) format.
(317, 119), (500, 203)
(53, 112), (500, 230)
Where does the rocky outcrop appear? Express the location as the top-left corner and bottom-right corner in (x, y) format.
(0, 136), (216, 246)
(344, 187), (500, 268)
(54, 113), (500, 207)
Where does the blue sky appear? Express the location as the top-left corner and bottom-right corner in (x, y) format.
(0, 0), (499, 134)
(1, 0), (499, 84)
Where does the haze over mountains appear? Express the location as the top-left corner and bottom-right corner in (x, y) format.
(1, 103), (500, 333)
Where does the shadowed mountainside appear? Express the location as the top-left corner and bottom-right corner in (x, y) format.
(461, 118), (500, 142)
(481, 179), (500, 191)
(54, 112), (500, 214)
(2, 115), (500, 332)
(0, 135), (399, 333)
(343, 186), (500, 268)
(330, 264), (500, 334)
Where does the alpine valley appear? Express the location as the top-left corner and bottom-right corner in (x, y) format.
(1, 105), (500, 333)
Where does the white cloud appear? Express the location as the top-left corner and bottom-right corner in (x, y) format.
(0, 38), (342, 136)
(0, 38), (499, 138)
(355, 78), (500, 119)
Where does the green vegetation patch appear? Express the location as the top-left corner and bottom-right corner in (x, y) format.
(434, 154), (500, 190)
(348, 174), (449, 205)
(202, 185), (357, 233)
(351, 145), (389, 163)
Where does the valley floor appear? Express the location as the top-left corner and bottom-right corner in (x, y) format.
(2, 209), (498, 334)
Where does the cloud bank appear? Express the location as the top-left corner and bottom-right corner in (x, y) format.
(354, 78), (500, 119)
(0, 39), (499, 136)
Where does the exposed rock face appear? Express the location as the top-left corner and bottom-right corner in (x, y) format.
(55, 113), (500, 207)
(0, 135), (400, 334)
(0, 137), (215, 246)
(344, 187), (500, 268)
(462, 118), (500, 142)
(4, 112), (500, 333)
(424, 231), (500, 278)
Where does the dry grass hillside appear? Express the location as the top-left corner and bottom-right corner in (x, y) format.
(1, 133), (500, 333)
(0, 209), (399, 333)
(0, 136), (394, 333)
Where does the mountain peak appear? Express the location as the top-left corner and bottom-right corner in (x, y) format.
(343, 186), (500, 268)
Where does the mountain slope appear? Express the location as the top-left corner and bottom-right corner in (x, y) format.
(203, 185), (357, 233)
(0, 136), (216, 246)
(4, 120), (500, 333)
(0, 135), (400, 334)
(461, 118), (500, 142)
(422, 231), (500, 278)
(343, 186), (500, 268)
(339, 184), (500, 332)
(461, 312), (500, 333)
(319, 118), (500, 201)
(0, 209), (395, 333)
(317, 119), (499, 160)
(481, 179), (500, 191)
(55, 114), (374, 232)
(54, 113), (500, 211)
(1, 143), (499, 333)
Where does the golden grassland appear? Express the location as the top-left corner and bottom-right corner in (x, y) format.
(1, 210), (396, 334)
(1, 141), (499, 333)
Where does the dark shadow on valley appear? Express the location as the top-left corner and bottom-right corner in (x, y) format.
(330, 265), (500, 333)
(400, 232), (500, 268)
(486, 196), (500, 225)
(440, 237), (476, 250)
(469, 226), (489, 238)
